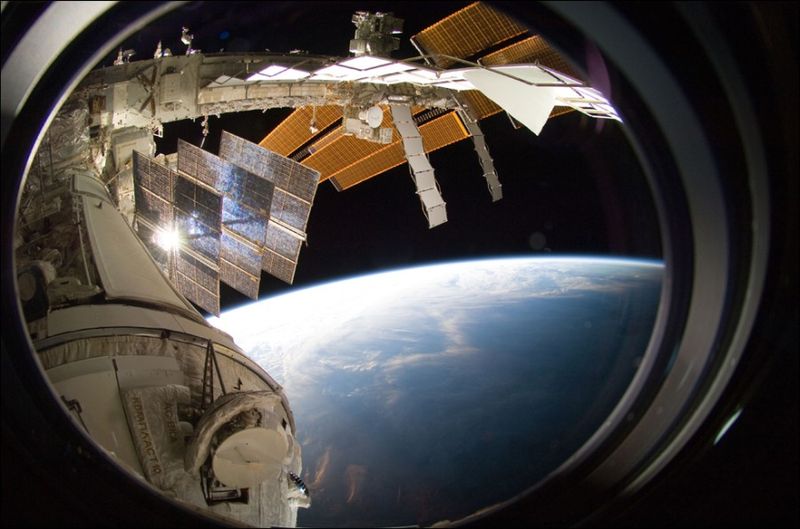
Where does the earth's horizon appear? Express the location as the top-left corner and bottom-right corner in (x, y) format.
(210, 256), (663, 526)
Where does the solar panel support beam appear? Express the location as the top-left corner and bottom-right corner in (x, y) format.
(390, 103), (447, 228)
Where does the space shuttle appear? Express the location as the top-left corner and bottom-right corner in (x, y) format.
(16, 147), (311, 525)
(12, 4), (618, 526)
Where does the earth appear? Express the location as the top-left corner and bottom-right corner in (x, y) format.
(209, 257), (663, 527)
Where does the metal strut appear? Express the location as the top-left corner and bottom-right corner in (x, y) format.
(200, 339), (227, 413)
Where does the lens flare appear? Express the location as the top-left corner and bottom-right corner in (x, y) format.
(155, 226), (180, 251)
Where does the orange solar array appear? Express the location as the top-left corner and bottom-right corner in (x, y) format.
(330, 112), (470, 191)
(459, 90), (503, 121)
(412, 2), (528, 68)
(258, 105), (342, 157)
(257, 6), (580, 195)
(301, 105), (398, 182)
(305, 127), (344, 155)
(480, 35), (581, 80)
(456, 35), (581, 122)
(300, 105), (426, 182)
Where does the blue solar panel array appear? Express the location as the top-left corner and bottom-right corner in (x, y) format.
(133, 149), (223, 315)
(177, 139), (275, 296)
(174, 174), (223, 263)
(218, 131), (321, 284)
(132, 132), (320, 312)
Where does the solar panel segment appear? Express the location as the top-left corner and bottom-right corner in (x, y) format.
(329, 111), (470, 191)
(132, 151), (225, 315)
(173, 174), (223, 263)
(259, 105), (343, 157)
(132, 151), (174, 227)
(220, 230), (263, 300)
(175, 249), (220, 315)
(480, 35), (581, 79)
(411, 2), (528, 68)
(220, 131), (319, 205)
(300, 105), (401, 182)
(219, 131), (321, 285)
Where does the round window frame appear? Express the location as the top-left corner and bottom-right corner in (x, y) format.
(0, 2), (792, 526)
